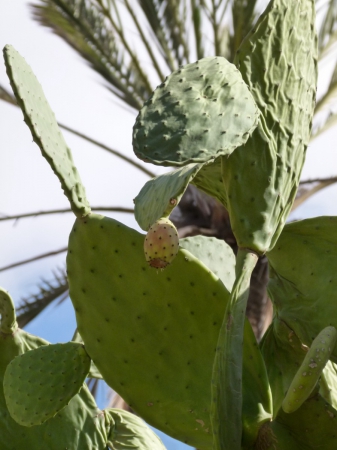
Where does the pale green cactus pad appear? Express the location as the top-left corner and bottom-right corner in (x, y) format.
(3, 45), (90, 217)
(180, 235), (236, 292)
(267, 216), (337, 360)
(320, 360), (337, 410)
(66, 213), (271, 449)
(222, 0), (317, 253)
(134, 163), (202, 230)
(133, 56), (260, 166)
(4, 342), (91, 426)
(106, 408), (166, 449)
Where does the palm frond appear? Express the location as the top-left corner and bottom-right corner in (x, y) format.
(318, 0), (337, 57)
(0, 85), (17, 105)
(293, 176), (337, 210)
(16, 268), (68, 327)
(0, 247), (67, 273)
(229, 0), (258, 60)
(0, 206), (134, 223)
(315, 60), (337, 114)
(31, 0), (147, 109)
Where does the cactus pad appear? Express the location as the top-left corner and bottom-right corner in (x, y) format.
(267, 216), (337, 360)
(135, 163), (202, 231)
(66, 213), (271, 448)
(0, 288), (17, 334)
(4, 342), (91, 426)
(282, 326), (337, 413)
(222, 0), (317, 253)
(3, 45), (90, 217)
(180, 235), (236, 292)
(105, 408), (166, 449)
(133, 56), (260, 166)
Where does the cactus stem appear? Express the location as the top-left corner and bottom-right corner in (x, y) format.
(211, 248), (258, 450)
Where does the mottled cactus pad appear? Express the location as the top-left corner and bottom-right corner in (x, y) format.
(133, 56), (260, 166)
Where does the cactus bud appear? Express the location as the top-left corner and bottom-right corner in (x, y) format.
(144, 218), (179, 269)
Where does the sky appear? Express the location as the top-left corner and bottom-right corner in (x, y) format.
(0, 1), (337, 449)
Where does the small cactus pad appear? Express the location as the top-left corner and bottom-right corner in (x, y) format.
(282, 326), (337, 413)
(144, 218), (179, 269)
(135, 163), (202, 230)
(66, 213), (270, 448)
(3, 45), (90, 217)
(267, 216), (337, 360)
(0, 330), (108, 449)
(222, 0), (317, 252)
(0, 288), (17, 334)
(180, 235), (236, 292)
(4, 342), (91, 426)
(105, 408), (166, 449)
(133, 56), (260, 166)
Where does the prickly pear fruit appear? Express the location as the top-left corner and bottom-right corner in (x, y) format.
(282, 326), (337, 414)
(144, 218), (179, 268)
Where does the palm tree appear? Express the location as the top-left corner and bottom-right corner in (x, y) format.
(1, 0), (337, 418)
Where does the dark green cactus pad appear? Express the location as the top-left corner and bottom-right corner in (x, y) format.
(105, 408), (166, 449)
(3, 45), (90, 217)
(267, 216), (337, 360)
(133, 56), (260, 167)
(66, 213), (271, 449)
(222, 0), (317, 253)
(0, 330), (108, 448)
(180, 235), (236, 292)
(135, 163), (202, 230)
(4, 342), (91, 426)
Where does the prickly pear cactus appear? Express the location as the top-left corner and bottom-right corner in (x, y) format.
(0, 289), (109, 450)
(144, 218), (179, 268)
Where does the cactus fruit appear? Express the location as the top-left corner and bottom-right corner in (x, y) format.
(144, 218), (179, 269)
(282, 326), (337, 414)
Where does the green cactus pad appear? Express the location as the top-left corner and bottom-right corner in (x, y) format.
(222, 0), (317, 253)
(3, 45), (90, 217)
(105, 408), (166, 449)
(133, 56), (260, 167)
(274, 394), (337, 449)
(72, 329), (103, 379)
(282, 326), (337, 414)
(4, 342), (91, 426)
(0, 288), (17, 334)
(0, 330), (108, 449)
(180, 235), (236, 292)
(267, 216), (337, 361)
(191, 158), (228, 208)
(135, 163), (202, 231)
(66, 213), (271, 449)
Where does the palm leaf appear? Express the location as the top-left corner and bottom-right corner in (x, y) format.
(16, 268), (68, 327)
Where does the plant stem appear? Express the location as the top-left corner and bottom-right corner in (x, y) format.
(211, 248), (258, 450)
